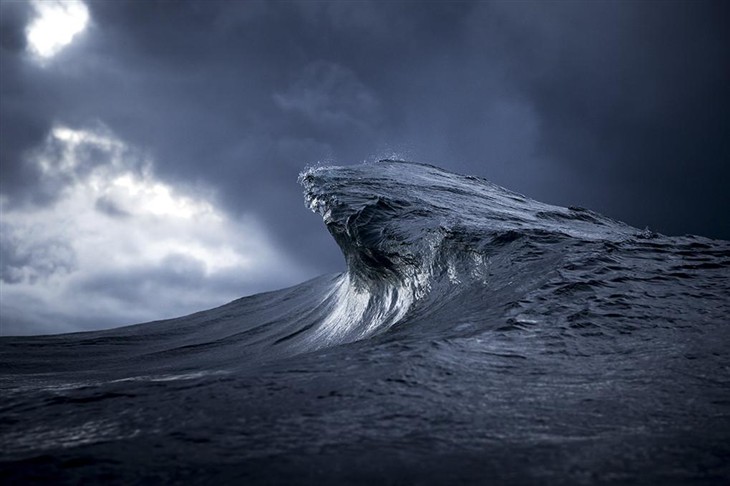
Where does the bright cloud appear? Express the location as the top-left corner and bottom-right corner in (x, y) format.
(0, 125), (308, 335)
(26, 0), (90, 59)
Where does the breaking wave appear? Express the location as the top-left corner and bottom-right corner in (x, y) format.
(294, 159), (636, 347)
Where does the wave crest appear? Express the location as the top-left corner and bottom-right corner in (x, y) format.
(295, 159), (638, 346)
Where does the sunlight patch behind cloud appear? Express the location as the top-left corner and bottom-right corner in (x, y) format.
(26, 0), (89, 59)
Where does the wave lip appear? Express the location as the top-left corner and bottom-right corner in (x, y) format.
(300, 160), (634, 276)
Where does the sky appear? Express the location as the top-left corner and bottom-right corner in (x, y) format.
(1, 0), (728, 335)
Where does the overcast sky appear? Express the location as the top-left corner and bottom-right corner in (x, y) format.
(1, 0), (728, 335)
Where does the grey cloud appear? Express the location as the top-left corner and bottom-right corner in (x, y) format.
(0, 223), (77, 284)
(9, 122), (147, 209)
(74, 253), (208, 305)
(94, 196), (131, 219)
(1, 296), (83, 335)
(0, 1), (30, 52)
(58, 252), (300, 331)
(274, 61), (382, 129)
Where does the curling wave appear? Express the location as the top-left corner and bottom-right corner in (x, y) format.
(293, 159), (637, 347)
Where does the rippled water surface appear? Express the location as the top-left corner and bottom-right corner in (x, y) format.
(2, 160), (729, 484)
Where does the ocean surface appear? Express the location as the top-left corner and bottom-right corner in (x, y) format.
(2, 160), (729, 484)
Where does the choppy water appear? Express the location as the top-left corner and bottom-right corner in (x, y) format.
(2, 160), (729, 484)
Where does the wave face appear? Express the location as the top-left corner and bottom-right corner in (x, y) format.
(2, 160), (729, 484)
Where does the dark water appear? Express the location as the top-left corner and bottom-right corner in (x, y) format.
(2, 160), (729, 484)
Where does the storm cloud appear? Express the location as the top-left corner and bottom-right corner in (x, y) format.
(1, 0), (728, 334)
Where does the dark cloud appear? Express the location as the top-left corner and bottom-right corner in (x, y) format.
(274, 61), (382, 129)
(0, 0), (51, 204)
(479, 1), (730, 237)
(1, 0), (728, 333)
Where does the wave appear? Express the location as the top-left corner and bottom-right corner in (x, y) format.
(2, 160), (729, 484)
(1, 159), (727, 373)
(294, 159), (638, 347)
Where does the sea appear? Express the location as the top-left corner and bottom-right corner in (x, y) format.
(2, 160), (729, 484)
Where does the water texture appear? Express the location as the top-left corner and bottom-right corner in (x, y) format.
(2, 160), (729, 484)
